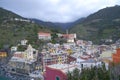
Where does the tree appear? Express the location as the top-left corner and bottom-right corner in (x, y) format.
(67, 65), (110, 80)
(51, 33), (58, 44)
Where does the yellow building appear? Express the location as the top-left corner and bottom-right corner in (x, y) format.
(0, 52), (7, 58)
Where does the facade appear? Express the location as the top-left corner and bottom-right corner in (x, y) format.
(43, 53), (67, 65)
(112, 48), (120, 63)
(57, 33), (77, 43)
(41, 43), (68, 71)
(42, 53), (68, 71)
(38, 32), (51, 40)
(11, 46), (17, 52)
(8, 60), (36, 74)
(21, 39), (28, 45)
(25, 44), (38, 60)
(77, 59), (102, 68)
(8, 44), (38, 74)
(12, 44), (38, 61)
(62, 33), (76, 43)
(0, 52), (7, 58)
(45, 64), (80, 80)
(100, 50), (114, 58)
(13, 52), (24, 58)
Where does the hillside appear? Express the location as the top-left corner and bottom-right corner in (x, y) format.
(70, 5), (120, 44)
(30, 19), (62, 31)
(31, 18), (85, 31)
(0, 8), (51, 49)
(31, 18), (72, 31)
(0, 7), (21, 19)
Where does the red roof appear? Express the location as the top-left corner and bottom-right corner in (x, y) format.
(38, 32), (51, 36)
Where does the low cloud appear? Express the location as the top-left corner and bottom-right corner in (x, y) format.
(0, 0), (120, 22)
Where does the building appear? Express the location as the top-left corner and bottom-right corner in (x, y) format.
(0, 51), (7, 58)
(112, 48), (120, 63)
(57, 33), (76, 43)
(42, 52), (68, 71)
(13, 52), (24, 58)
(11, 46), (17, 52)
(25, 44), (38, 60)
(12, 44), (38, 61)
(38, 32), (51, 40)
(42, 53), (67, 65)
(21, 39), (28, 45)
(81, 59), (101, 68)
(62, 33), (76, 43)
(8, 57), (37, 74)
(77, 58), (102, 68)
(100, 50), (114, 59)
(45, 64), (80, 80)
(40, 43), (68, 71)
(8, 44), (38, 74)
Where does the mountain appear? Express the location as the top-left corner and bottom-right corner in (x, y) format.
(54, 18), (85, 30)
(1, 5), (120, 46)
(0, 7), (22, 23)
(0, 8), (51, 48)
(30, 18), (70, 31)
(30, 18), (85, 31)
(70, 5), (120, 44)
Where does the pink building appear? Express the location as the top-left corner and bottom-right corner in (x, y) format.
(45, 64), (80, 80)
(62, 34), (76, 39)
(13, 52), (24, 58)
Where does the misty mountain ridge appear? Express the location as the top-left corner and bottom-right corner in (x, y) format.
(70, 5), (120, 44)
(0, 5), (120, 45)
(30, 18), (85, 31)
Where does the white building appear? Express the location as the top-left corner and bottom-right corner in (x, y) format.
(11, 44), (38, 61)
(11, 46), (17, 52)
(38, 32), (51, 40)
(77, 58), (102, 68)
(25, 44), (38, 60)
(21, 39), (28, 45)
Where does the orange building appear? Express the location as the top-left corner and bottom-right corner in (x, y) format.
(112, 48), (120, 63)
(0, 52), (7, 58)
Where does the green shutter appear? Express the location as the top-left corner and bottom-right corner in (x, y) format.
(56, 76), (60, 80)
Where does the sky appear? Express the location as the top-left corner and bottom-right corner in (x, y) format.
(0, 0), (120, 22)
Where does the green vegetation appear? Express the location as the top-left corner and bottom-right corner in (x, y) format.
(1, 5), (120, 47)
(70, 5), (120, 44)
(67, 63), (120, 80)
(0, 8), (51, 49)
(67, 65), (109, 80)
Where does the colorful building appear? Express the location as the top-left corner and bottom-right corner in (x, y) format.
(112, 48), (120, 63)
(0, 52), (7, 58)
(12, 44), (38, 61)
(8, 44), (38, 74)
(45, 64), (80, 80)
(25, 44), (38, 60)
(42, 53), (68, 71)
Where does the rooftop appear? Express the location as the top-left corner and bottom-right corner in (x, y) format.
(10, 57), (36, 64)
(47, 64), (80, 73)
(80, 59), (100, 63)
(38, 32), (51, 36)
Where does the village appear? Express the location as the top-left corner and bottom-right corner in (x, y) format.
(0, 31), (120, 80)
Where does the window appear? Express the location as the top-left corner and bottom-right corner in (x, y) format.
(56, 76), (60, 80)
(81, 64), (83, 68)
